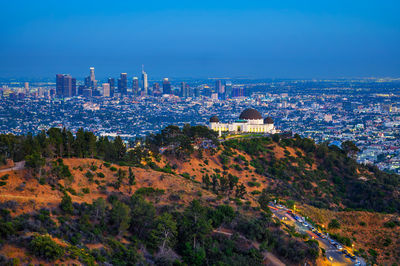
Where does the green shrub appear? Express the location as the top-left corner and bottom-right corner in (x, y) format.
(82, 188), (90, 194)
(29, 235), (64, 260)
(90, 165), (98, 171)
(110, 166), (117, 172)
(247, 181), (261, 187)
(0, 174), (9, 180)
(328, 219), (340, 229)
(103, 162), (111, 168)
(0, 181), (7, 186)
(97, 172), (105, 178)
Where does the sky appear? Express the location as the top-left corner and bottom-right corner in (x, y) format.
(0, 0), (399, 79)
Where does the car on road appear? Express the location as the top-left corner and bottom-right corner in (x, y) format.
(335, 244), (343, 250)
(355, 260), (361, 266)
(303, 222), (310, 227)
(349, 254), (357, 260)
(342, 249), (349, 255)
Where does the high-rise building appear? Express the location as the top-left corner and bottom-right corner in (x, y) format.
(103, 83), (110, 97)
(71, 78), (76, 96)
(215, 80), (223, 94)
(162, 78), (171, 94)
(108, 78), (115, 97)
(132, 77), (139, 96)
(56, 74), (64, 96)
(56, 74), (74, 97)
(224, 81), (232, 99)
(90, 67), (95, 82)
(181, 82), (190, 98)
(141, 65), (148, 96)
(118, 73), (128, 95)
(24, 82), (29, 94)
(84, 67), (97, 95)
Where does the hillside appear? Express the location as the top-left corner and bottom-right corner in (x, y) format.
(0, 125), (399, 265)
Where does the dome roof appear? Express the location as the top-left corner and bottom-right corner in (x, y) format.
(210, 116), (220, 123)
(239, 108), (262, 120)
(264, 117), (274, 124)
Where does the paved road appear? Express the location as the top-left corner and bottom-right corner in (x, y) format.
(0, 161), (25, 173)
(269, 205), (366, 266)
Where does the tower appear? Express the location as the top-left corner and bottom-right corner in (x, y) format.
(108, 78), (115, 97)
(118, 73), (128, 95)
(132, 77), (139, 96)
(141, 65), (148, 96)
(103, 83), (110, 97)
(162, 78), (171, 94)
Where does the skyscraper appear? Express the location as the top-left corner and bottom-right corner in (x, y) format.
(84, 67), (97, 96)
(162, 78), (171, 94)
(103, 83), (110, 97)
(56, 74), (74, 97)
(132, 77), (139, 96)
(215, 80), (223, 94)
(24, 82), (29, 94)
(56, 74), (64, 96)
(224, 81), (232, 99)
(90, 67), (95, 82)
(108, 78), (115, 97)
(141, 65), (148, 96)
(62, 75), (72, 97)
(118, 73), (128, 95)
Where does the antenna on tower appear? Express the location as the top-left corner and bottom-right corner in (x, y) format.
(142, 64), (144, 73)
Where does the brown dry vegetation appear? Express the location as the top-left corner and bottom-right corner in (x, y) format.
(298, 205), (400, 265)
(0, 158), (221, 217)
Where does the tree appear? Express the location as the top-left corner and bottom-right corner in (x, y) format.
(92, 197), (107, 223)
(128, 167), (135, 185)
(228, 174), (239, 191)
(29, 234), (64, 260)
(114, 136), (126, 161)
(219, 175), (229, 192)
(60, 193), (74, 214)
(202, 174), (211, 190)
(258, 190), (271, 212)
(149, 213), (177, 254)
(235, 184), (247, 198)
(129, 195), (156, 239)
(211, 174), (219, 193)
(328, 219), (341, 229)
(25, 152), (45, 175)
(341, 140), (359, 159)
(179, 200), (212, 249)
(110, 200), (131, 236)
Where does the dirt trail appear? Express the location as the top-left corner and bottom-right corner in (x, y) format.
(0, 161), (25, 173)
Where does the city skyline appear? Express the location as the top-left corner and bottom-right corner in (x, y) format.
(1, 0), (399, 79)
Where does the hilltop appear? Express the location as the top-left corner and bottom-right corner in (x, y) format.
(0, 125), (399, 265)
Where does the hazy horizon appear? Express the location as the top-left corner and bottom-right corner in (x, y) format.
(1, 0), (399, 79)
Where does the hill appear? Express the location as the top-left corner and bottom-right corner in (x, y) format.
(0, 125), (399, 265)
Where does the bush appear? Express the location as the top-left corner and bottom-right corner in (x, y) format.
(29, 235), (64, 260)
(60, 193), (74, 214)
(383, 221), (398, 228)
(97, 172), (105, 178)
(82, 188), (90, 194)
(90, 165), (98, 171)
(0, 174), (9, 180)
(110, 166), (117, 172)
(247, 181), (261, 187)
(328, 219), (340, 229)
(0, 181), (6, 186)
(103, 162), (111, 168)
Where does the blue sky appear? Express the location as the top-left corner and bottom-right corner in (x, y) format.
(1, 0), (399, 79)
